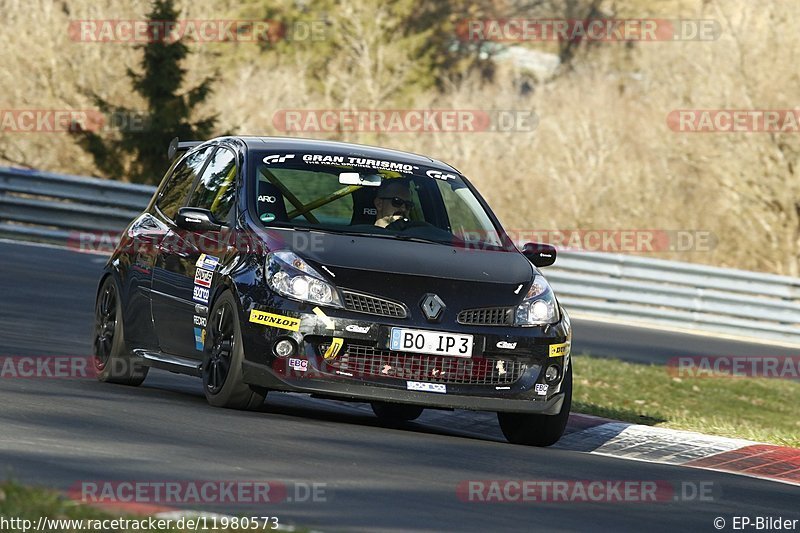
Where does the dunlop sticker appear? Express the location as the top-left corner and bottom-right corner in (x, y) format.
(249, 310), (301, 332)
(549, 342), (570, 358)
(324, 338), (344, 360)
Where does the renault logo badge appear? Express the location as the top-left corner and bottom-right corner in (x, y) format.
(420, 294), (445, 322)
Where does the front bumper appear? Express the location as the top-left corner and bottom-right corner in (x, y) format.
(239, 304), (571, 414)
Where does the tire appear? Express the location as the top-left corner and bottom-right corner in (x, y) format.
(371, 401), (424, 422)
(93, 277), (149, 386)
(202, 291), (266, 410)
(497, 364), (572, 447)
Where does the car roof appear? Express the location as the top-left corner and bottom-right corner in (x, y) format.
(229, 135), (461, 174)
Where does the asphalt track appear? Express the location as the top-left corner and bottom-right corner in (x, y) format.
(0, 240), (798, 532)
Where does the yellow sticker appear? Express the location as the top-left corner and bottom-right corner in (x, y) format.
(549, 342), (570, 358)
(324, 338), (344, 360)
(249, 310), (301, 331)
(312, 306), (335, 329)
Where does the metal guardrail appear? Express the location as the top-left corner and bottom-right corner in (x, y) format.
(547, 252), (800, 345)
(0, 166), (154, 243)
(1, 166), (798, 345)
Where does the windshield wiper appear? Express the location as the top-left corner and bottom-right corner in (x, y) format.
(316, 227), (446, 245)
(381, 233), (447, 245)
(301, 227), (381, 238)
(264, 224), (454, 246)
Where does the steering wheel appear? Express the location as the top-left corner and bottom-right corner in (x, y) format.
(385, 218), (430, 231)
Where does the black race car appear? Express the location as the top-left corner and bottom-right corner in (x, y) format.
(94, 136), (572, 446)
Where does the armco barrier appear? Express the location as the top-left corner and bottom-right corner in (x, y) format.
(0, 166), (154, 243)
(546, 252), (800, 345)
(1, 165), (798, 344)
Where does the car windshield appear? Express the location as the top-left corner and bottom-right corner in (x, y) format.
(250, 151), (508, 249)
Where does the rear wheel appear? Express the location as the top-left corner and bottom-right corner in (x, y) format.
(93, 277), (148, 386)
(371, 402), (424, 422)
(202, 291), (266, 410)
(497, 364), (572, 447)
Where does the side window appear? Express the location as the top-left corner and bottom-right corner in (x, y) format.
(187, 147), (237, 222)
(156, 147), (213, 220)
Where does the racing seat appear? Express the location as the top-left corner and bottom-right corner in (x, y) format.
(257, 180), (288, 222)
(350, 187), (378, 225)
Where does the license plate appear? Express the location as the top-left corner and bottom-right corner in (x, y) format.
(390, 328), (473, 358)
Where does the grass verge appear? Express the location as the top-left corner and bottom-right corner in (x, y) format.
(572, 354), (800, 448)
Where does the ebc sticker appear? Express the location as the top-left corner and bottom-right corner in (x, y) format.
(288, 358), (308, 372)
(194, 268), (214, 288)
(249, 310), (301, 332)
(535, 383), (549, 396)
(193, 286), (210, 304)
(549, 342), (570, 358)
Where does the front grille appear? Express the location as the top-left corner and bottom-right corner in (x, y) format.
(322, 343), (526, 385)
(341, 289), (407, 318)
(457, 307), (514, 326)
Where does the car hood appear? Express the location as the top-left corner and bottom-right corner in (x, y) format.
(281, 231), (534, 284)
(261, 229), (540, 319)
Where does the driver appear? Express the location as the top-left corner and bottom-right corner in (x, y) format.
(374, 179), (414, 228)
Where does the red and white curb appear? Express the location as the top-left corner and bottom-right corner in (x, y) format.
(560, 414), (800, 486)
(312, 399), (800, 487)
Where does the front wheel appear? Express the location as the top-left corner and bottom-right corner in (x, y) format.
(202, 291), (266, 410)
(93, 277), (148, 386)
(497, 364), (572, 447)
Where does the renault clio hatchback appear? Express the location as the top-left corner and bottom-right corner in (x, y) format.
(94, 136), (572, 446)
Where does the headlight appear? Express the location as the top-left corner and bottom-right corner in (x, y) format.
(266, 251), (343, 308)
(515, 275), (559, 326)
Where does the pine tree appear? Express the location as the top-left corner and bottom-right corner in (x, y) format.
(73, 0), (216, 184)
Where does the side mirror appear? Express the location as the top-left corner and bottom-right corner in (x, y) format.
(176, 207), (223, 232)
(522, 242), (557, 267)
